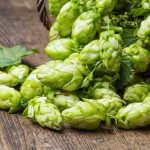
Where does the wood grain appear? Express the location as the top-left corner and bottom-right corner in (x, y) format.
(0, 0), (150, 150)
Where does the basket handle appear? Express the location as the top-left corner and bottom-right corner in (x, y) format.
(37, 0), (52, 30)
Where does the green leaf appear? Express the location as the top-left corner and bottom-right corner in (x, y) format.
(0, 45), (38, 68)
(121, 28), (138, 48)
(116, 56), (132, 90)
(131, 8), (150, 17)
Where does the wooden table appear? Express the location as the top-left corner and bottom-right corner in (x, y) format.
(0, 0), (150, 149)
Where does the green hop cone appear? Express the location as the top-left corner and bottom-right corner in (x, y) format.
(80, 40), (101, 64)
(46, 89), (80, 112)
(23, 96), (62, 130)
(88, 81), (120, 100)
(62, 100), (105, 130)
(137, 15), (150, 46)
(99, 30), (122, 72)
(123, 83), (150, 104)
(115, 102), (150, 129)
(72, 10), (101, 45)
(84, 97), (124, 126)
(0, 85), (21, 113)
(20, 69), (44, 100)
(37, 60), (92, 91)
(48, 0), (69, 17)
(6, 64), (29, 84)
(49, 22), (61, 41)
(45, 39), (78, 60)
(141, 0), (150, 9)
(0, 71), (17, 87)
(123, 44), (150, 72)
(56, 2), (82, 37)
(96, 0), (118, 14)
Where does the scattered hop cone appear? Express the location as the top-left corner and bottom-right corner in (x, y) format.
(23, 96), (62, 130)
(49, 22), (61, 41)
(48, 0), (69, 17)
(99, 30), (122, 72)
(56, 2), (81, 37)
(115, 102), (150, 129)
(0, 71), (17, 87)
(123, 44), (150, 72)
(46, 89), (80, 112)
(137, 15), (150, 46)
(45, 39), (78, 60)
(62, 100), (105, 130)
(20, 69), (44, 100)
(6, 64), (29, 84)
(0, 85), (21, 113)
(72, 10), (101, 45)
(123, 83), (150, 104)
(96, 0), (117, 14)
(80, 40), (101, 64)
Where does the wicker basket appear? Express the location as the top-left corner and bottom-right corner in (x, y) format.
(37, 0), (54, 30)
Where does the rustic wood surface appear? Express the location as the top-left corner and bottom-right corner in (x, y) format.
(0, 0), (150, 149)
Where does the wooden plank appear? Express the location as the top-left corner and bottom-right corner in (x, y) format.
(0, 0), (150, 150)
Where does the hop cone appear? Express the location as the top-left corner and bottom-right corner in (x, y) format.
(115, 102), (150, 129)
(72, 10), (101, 45)
(46, 89), (80, 112)
(56, 2), (81, 37)
(123, 44), (150, 72)
(0, 85), (21, 113)
(6, 64), (29, 84)
(37, 60), (91, 91)
(45, 39), (78, 60)
(88, 81), (120, 99)
(137, 15), (150, 46)
(62, 100), (105, 130)
(80, 40), (101, 64)
(99, 30), (122, 72)
(23, 96), (62, 130)
(123, 83), (150, 104)
(0, 71), (17, 87)
(48, 0), (69, 17)
(20, 69), (44, 100)
(96, 0), (117, 14)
